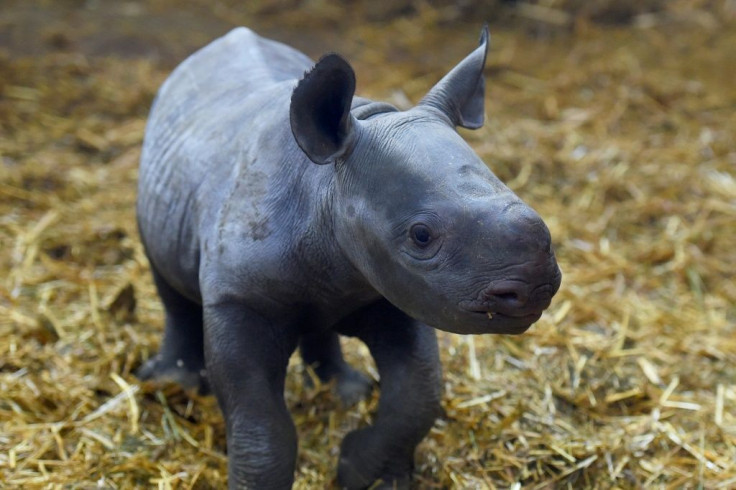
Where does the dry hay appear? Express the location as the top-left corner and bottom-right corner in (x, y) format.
(1, 1), (735, 488)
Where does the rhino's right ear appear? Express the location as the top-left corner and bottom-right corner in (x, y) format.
(290, 54), (357, 165)
(418, 25), (490, 129)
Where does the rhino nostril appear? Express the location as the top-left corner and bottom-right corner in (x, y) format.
(495, 291), (519, 302)
(484, 284), (529, 308)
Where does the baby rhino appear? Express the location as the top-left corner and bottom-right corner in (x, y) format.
(137, 26), (561, 489)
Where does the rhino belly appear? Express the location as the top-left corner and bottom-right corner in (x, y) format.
(137, 148), (203, 303)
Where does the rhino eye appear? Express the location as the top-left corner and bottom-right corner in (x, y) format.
(410, 224), (432, 247)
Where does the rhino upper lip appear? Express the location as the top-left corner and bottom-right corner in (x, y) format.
(460, 280), (558, 319)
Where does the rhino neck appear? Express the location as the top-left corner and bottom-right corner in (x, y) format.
(285, 103), (386, 319)
(292, 166), (381, 314)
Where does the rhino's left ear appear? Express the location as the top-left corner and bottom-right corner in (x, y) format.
(418, 25), (489, 130)
(290, 54), (357, 165)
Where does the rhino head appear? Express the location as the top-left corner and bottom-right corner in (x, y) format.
(290, 27), (561, 334)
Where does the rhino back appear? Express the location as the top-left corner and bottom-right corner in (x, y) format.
(137, 28), (314, 302)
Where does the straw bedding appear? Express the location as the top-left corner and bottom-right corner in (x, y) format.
(1, 1), (734, 488)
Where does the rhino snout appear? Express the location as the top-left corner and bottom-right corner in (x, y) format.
(500, 202), (553, 255)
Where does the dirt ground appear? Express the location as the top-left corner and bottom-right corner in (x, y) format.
(1, 1), (735, 488)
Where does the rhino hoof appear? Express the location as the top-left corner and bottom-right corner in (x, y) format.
(335, 368), (374, 407)
(137, 356), (210, 394)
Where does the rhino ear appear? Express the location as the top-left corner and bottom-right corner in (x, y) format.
(290, 54), (357, 165)
(418, 25), (490, 130)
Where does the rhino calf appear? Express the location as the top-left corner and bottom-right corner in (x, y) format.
(137, 26), (561, 489)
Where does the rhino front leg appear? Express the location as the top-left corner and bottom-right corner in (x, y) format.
(336, 300), (443, 489)
(204, 303), (300, 490)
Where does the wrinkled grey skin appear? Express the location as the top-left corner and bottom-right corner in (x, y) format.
(137, 26), (561, 490)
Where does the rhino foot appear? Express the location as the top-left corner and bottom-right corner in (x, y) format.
(304, 363), (373, 406)
(334, 366), (373, 407)
(137, 355), (210, 395)
(337, 427), (412, 490)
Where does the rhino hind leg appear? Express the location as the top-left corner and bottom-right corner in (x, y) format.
(299, 330), (373, 406)
(137, 267), (208, 394)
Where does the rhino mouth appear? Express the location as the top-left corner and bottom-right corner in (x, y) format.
(461, 306), (544, 335)
(468, 308), (543, 322)
(460, 298), (548, 318)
